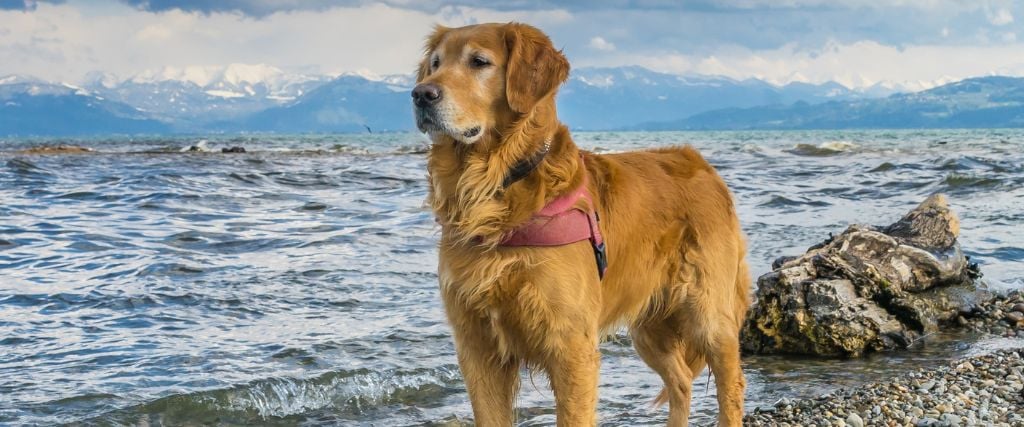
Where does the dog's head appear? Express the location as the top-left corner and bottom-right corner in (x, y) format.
(412, 23), (570, 144)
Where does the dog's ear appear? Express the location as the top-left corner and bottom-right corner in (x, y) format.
(504, 23), (570, 113)
(416, 25), (451, 82)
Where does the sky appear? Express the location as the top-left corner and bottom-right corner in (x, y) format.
(1, 0), (1023, 90)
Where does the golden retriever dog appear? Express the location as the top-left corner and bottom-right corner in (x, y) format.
(413, 22), (749, 426)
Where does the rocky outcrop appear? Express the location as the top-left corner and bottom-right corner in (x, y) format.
(742, 194), (986, 357)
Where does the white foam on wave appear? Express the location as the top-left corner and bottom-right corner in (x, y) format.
(179, 140), (210, 152)
(218, 365), (462, 418)
(985, 277), (1024, 293)
(819, 141), (858, 152)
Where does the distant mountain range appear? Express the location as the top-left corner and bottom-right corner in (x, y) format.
(1, 65), (1022, 136)
(219, 74), (416, 134)
(648, 76), (1024, 130)
(558, 66), (893, 130)
(0, 76), (169, 136)
(83, 64), (330, 129)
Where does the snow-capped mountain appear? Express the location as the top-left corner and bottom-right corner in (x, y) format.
(219, 73), (415, 133)
(6, 64), (1021, 136)
(83, 64), (331, 127)
(123, 63), (322, 100)
(218, 66), (895, 133)
(0, 76), (168, 136)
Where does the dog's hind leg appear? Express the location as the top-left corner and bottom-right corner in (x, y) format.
(700, 260), (749, 426)
(702, 328), (744, 426)
(632, 316), (701, 427)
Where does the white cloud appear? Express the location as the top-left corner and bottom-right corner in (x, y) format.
(674, 0), (978, 10)
(0, 0), (571, 83)
(1, 0), (1023, 90)
(588, 36), (615, 51)
(574, 39), (1024, 90)
(988, 7), (1015, 26)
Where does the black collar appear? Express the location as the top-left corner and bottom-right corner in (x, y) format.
(502, 139), (551, 188)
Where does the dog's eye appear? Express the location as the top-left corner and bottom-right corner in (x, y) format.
(431, 57), (440, 70)
(470, 56), (491, 68)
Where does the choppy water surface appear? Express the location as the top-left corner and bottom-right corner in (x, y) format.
(1, 130), (1022, 426)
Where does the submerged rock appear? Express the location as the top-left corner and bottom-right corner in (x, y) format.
(742, 194), (987, 357)
(181, 140), (210, 152)
(15, 144), (93, 154)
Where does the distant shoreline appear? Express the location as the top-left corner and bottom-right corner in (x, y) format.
(3, 127), (1024, 140)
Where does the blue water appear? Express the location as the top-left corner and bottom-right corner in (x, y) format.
(1, 130), (1022, 425)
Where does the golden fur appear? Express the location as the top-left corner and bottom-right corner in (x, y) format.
(415, 22), (750, 426)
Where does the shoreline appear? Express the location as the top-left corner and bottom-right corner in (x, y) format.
(745, 291), (1024, 426)
(745, 347), (1024, 426)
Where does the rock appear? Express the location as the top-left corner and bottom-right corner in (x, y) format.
(940, 413), (962, 426)
(742, 194), (989, 357)
(221, 146), (247, 153)
(15, 144), (93, 154)
(181, 140), (211, 152)
(846, 413), (864, 427)
(1006, 312), (1024, 323)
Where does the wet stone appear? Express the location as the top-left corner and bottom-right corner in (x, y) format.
(742, 194), (990, 357)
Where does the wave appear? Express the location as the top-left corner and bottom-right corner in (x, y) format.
(86, 365), (463, 424)
(758, 195), (831, 208)
(869, 162), (897, 172)
(937, 156), (1015, 173)
(6, 158), (53, 176)
(942, 173), (1002, 190)
(786, 141), (858, 156)
(2, 143), (433, 157)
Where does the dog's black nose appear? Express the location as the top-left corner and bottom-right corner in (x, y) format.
(412, 83), (442, 108)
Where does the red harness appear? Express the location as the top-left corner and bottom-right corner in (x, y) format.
(499, 159), (608, 278)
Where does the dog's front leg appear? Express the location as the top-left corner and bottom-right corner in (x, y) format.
(450, 314), (520, 426)
(547, 333), (600, 427)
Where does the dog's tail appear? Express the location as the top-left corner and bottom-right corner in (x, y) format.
(653, 388), (669, 408)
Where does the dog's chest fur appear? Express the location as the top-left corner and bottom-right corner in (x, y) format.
(438, 241), (600, 363)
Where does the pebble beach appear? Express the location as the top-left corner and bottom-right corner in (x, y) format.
(746, 291), (1024, 426)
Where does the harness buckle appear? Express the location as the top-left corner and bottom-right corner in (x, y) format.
(592, 241), (607, 279)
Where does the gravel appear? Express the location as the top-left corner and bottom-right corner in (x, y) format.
(745, 290), (1024, 426)
(958, 290), (1024, 338)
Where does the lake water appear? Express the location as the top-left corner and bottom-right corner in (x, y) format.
(1, 130), (1022, 425)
